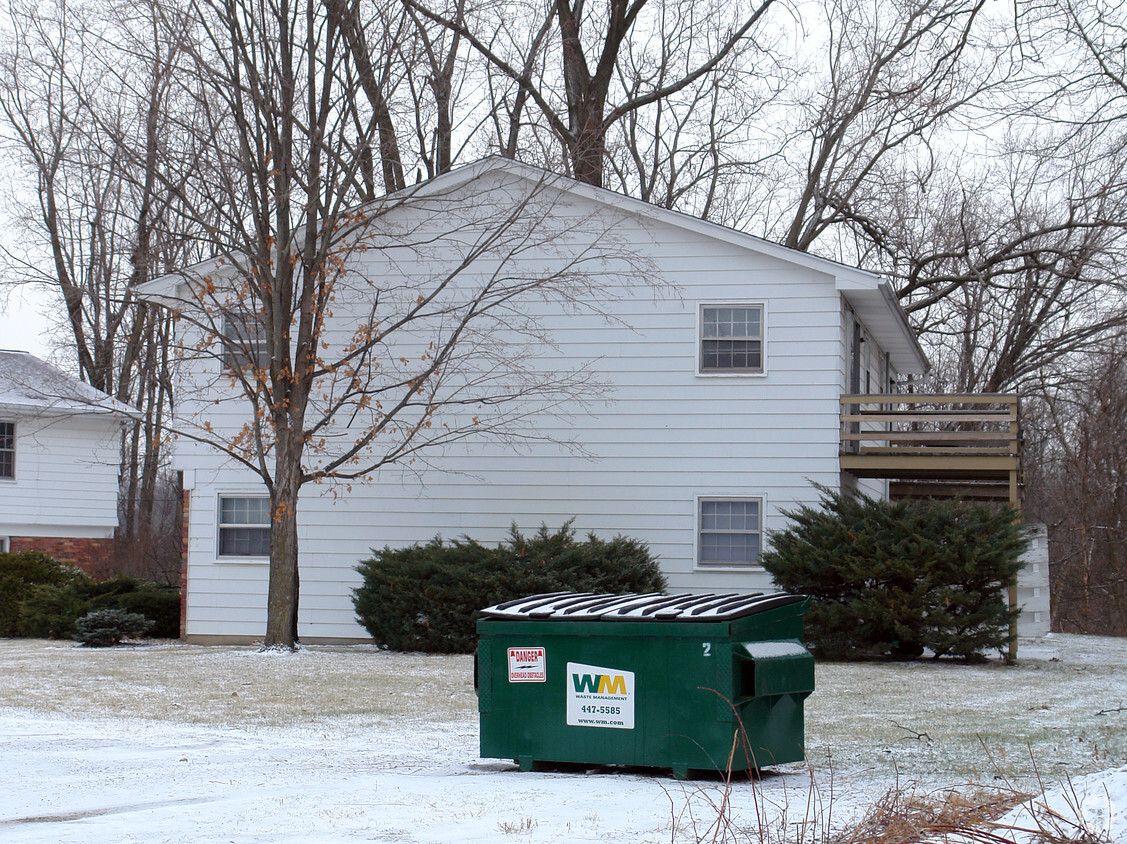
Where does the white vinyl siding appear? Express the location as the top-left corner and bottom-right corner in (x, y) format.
(0, 421), (14, 479)
(0, 413), (120, 540)
(166, 171), (903, 641)
(697, 497), (763, 567)
(218, 496), (271, 558)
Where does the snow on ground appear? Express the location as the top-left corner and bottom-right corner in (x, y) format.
(0, 706), (828, 843)
(992, 765), (1127, 844)
(0, 634), (1124, 842)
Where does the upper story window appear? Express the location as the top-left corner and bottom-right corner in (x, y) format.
(697, 497), (762, 567)
(699, 305), (764, 374)
(218, 495), (271, 558)
(222, 312), (270, 371)
(0, 421), (14, 479)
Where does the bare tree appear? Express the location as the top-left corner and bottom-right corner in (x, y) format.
(1023, 342), (1127, 635)
(868, 138), (1127, 394)
(324, 0), (484, 192)
(771, 0), (1008, 253)
(322, 0), (409, 194)
(0, 0), (187, 558)
(601, 3), (787, 223)
(404, 0), (777, 187)
(399, 0), (467, 177)
(141, 0), (643, 648)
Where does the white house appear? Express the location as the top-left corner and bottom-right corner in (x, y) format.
(0, 350), (126, 576)
(141, 158), (929, 644)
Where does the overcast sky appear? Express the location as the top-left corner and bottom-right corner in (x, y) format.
(0, 286), (55, 360)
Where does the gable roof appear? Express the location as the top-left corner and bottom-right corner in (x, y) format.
(0, 350), (132, 415)
(422, 159), (928, 375)
(138, 156), (929, 374)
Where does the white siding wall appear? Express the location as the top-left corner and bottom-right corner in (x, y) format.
(173, 177), (896, 641)
(0, 411), (121, 539)
(1017, 524), (1052, 637)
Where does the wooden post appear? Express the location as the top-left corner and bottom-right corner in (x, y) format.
(1007, 397), (1021, 665)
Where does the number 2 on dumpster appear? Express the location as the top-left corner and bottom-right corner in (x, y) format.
(702, 642), (711, 657)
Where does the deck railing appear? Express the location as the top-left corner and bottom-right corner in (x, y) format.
(840, 393), (1020, 456)
(839, 393), (1021, 504)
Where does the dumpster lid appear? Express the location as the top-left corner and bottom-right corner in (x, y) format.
(479, 591), (806, 621)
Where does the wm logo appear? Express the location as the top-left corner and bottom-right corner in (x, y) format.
(571, 672), (627, 695)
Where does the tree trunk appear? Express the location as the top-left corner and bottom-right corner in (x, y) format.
(569, 116), (606, 187)
(263, 458), (301, 649)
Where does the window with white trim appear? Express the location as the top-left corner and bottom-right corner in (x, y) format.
(222, 312), (270, 371)
(699, 305), (763, 373)
(0, 421), (14, 479)
(0, 537), (9, 553)
(698, 498), (762, 567)
(218, 496), (271, 557)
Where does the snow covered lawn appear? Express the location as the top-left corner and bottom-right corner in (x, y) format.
(0, 635), (1124, 842)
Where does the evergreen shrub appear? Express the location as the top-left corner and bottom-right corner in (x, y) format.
(74, 609), (155, 647)
(0, 553), (180, 640)
(19, 575), (180, 639)
(114, 584), (180, 639)
(0, 551), (89, 637)
(762, 486), (1028, 661)
(18, 584), (92, 639)
(352, 522), (665, 652)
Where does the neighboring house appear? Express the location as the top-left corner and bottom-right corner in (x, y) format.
(1018, 524), (1051, 637)
(0, 350), (127, 576)
(141, 157), (931, 644)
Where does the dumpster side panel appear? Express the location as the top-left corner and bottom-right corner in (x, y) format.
(735, 693), (808, 767)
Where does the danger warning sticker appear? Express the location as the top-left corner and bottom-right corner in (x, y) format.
(507, 647), (546, 682)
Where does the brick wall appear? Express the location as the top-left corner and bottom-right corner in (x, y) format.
(8, 536), (116, 579)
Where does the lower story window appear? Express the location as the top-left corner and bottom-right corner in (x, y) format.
(698, 498), (762, 566)
(218, 496), (271, 557)
(0, 537), (8, 553)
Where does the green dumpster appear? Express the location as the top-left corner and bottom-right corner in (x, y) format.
(476, 592), (813, 779)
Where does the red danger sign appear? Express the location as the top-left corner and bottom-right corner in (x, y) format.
(507, 647), (546, 682)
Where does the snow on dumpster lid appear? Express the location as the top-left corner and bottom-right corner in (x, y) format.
(478, 592), (806, 621)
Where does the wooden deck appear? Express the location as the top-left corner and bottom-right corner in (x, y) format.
(840, 394), (1021, 506)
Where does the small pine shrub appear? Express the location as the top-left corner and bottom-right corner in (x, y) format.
(762, 486), (1028, 661)
(74, 609), (155, 647)
(0, 551), (90, 637)
(353, 522), (665, 652)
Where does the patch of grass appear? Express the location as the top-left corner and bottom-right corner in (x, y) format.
(804, 652), (1127, 786)
(0, 639), (476, 728)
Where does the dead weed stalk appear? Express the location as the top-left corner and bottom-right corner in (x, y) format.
(667, 698), (1110, 844)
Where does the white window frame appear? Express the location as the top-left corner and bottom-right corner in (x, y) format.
(222, 312), (270, 372)
(694, 495), (765, 570)
(0, 537), (9, 553)
(0, 420), (15, 481)
(216, 494), (271, 561)
(697, 303), (766, 376)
